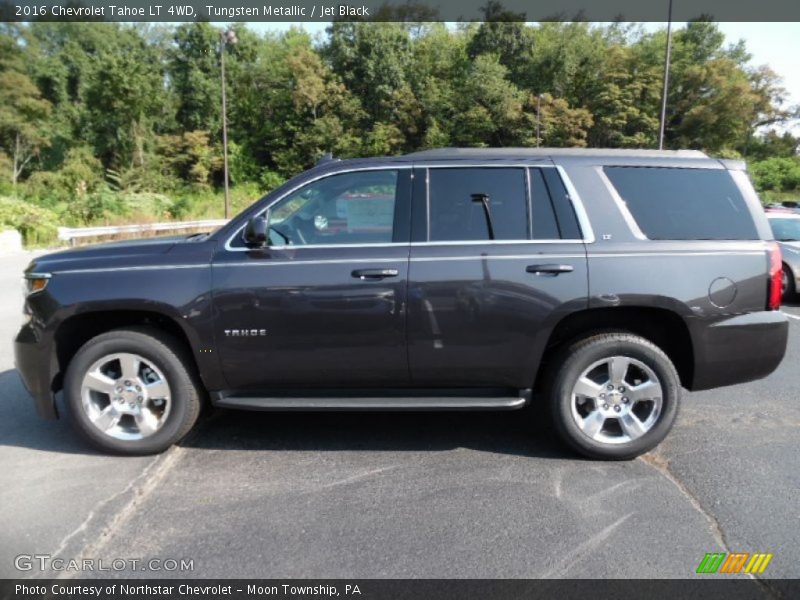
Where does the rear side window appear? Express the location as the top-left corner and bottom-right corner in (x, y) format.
(529, 169), (560, 239)
(534, 168), (583, 240)
(604, 167), (758, 240)
(428, 168), (528, 241)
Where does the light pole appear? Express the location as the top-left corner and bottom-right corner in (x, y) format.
(658, 0), (674, 150)
(220, 29), (237, 219)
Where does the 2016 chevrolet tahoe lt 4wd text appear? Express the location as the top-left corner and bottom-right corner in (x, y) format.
(14, 148), (790, 459)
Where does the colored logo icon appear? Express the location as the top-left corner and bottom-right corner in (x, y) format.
(696, 552), (773, 574)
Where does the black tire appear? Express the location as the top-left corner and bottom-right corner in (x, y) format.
(546, 333), (681, 460)
(783, 264), (796, 301)
(63, 327), (202, 455)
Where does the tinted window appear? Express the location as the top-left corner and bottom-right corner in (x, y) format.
(530, 169), (560, 239)
(542, 168), (583, 239)
(769, 218), (800, 241)
(604, 167), (758, 240)
(267, 170), (398, 246)
(428, 168), (527, 241)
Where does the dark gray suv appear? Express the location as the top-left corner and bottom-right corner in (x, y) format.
(15, 148), (789, 459)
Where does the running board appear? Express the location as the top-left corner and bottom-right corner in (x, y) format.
(214, 390), (530, 412)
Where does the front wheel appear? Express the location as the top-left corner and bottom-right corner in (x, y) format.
(64, 328), (202, 455)
(547, 333), (681, 460)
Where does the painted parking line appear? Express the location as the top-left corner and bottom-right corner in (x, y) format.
(782, 311), (800, 321)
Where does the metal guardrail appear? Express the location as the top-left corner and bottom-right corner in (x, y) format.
(57, 219), (229, 245)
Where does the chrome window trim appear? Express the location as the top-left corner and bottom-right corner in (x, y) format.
(215, 254), (585, 267)
(211, 250), (764, 269)
(587, 251), (766, 258)
(525, 167), (534, 239)
(555, 165), (596, 243)
(409, 239), (585, 246)
(223, 163), (593, 252)
(425, 166), (431, 242)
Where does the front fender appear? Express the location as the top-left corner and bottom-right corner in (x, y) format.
(16, 256), (224, 419)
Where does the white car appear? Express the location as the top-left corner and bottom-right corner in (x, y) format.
(767, 212), (800, 299)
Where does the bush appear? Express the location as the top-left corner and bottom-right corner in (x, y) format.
(118, 192), (174, 220)
(26, 146), (105, 207)
(260, 169), (285, 193)
(749, 157), (800, 193)
(0, 196), (59, 246)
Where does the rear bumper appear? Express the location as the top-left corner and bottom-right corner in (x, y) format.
(14, 322), (58, 419)
(690, 310), (789, 391)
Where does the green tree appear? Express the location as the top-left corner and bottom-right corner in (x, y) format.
(587, 44), (661, 148)
(746, 130), (800, 161)
(325, 22), (412, 123)
(535, 93), (594, 147)
(169, 23), (222, 134)
(467, 1), (532, 83)
(83, 28), (165, 168)
(0, 33), (52, 188)
(452, 54), (531, 147)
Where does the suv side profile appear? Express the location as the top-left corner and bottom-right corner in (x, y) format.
(15, 148), (789, 459)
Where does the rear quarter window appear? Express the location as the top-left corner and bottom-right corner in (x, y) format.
(604, 167), (758, 240)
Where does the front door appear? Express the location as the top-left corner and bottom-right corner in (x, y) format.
(212, 168), (412, 390)
(407, 165), (589, 388)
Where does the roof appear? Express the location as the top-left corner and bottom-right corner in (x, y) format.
(404, 147), (710, 160)
(309, 146), (719, 174)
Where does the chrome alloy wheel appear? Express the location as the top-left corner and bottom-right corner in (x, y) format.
(570, 356), (663, 445)
(80, 352), (171, 440)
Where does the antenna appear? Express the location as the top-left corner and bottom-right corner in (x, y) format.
(316, 153), (338, 166)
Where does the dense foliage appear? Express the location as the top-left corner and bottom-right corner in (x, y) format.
(0, 13), (798, 245)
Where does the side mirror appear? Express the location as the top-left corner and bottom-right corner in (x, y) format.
(243, 214), (268, 247)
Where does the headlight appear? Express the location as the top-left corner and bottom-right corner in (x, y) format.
(24, 273), (51, 296)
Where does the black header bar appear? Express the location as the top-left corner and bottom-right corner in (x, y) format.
(3, 0), (800, 22)
(2, 579), (798, 600)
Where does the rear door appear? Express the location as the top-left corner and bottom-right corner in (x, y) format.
(212, 167), (412, 390)
(407, 165), (589, 388)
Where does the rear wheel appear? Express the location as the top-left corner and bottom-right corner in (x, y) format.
(783, 264), (796, 301)
(547, 333), (680, 460)
(64, 328), (201, 455)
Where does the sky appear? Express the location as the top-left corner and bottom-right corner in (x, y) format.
(245, 21), (800, 131)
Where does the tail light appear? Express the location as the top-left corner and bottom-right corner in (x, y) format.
(767, 242), (782, 310)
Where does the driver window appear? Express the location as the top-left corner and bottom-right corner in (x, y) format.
(268, 170), (398, 246)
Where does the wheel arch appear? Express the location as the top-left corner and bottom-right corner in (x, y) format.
(50, 307), (204, 396)
(535, 306), (695, 391)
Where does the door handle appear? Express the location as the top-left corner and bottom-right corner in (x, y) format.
(351, 268), (399, 280)
(526, 264), (574, 275)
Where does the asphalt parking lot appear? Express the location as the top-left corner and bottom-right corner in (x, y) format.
(1, 250), (798, 585)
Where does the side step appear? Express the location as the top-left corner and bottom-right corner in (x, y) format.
(214, 389), (531, 412)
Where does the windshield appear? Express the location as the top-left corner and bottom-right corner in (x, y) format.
(769, 218), (800, 241)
